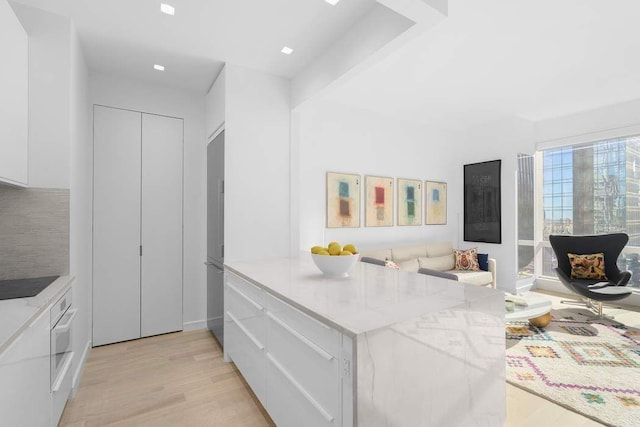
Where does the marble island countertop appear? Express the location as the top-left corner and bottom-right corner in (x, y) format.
(225, 253), (504, 336)
(0, 275), (74, 355)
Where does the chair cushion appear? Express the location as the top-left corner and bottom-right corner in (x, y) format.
(360, 256), (386, 266)
(359, 248), (392, 262)
(448, 270), (493, 286)
(418, 255), (455, 272)
(418, 268), (458, 281)
(454, 248), (480, 271)
(568, 252), (607, 279)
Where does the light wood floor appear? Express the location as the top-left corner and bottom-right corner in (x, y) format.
(60, 329), (274, 426)
(61, 291), (640, 426)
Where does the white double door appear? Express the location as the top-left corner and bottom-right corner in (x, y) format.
(93, 105), (183, 346)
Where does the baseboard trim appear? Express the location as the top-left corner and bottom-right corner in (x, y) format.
(183, 319), (207, 331)
(71, 339), (91, 398)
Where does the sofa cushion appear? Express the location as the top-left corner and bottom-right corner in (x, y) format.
(418, 268), (458, 281)
(454, 248), (480, 271)
(359, 248), (392, 262)
(425, 241), (453, 257)
(418, 255), (455, 272)
(397, 258), (419, 272)
(448, 270), (493, 286)
(392, 245), (427, 263)
(477, 253), (489, 271)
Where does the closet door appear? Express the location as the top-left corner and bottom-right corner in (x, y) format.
(93, 106), (142, 346)
(140, 113), (184, 337)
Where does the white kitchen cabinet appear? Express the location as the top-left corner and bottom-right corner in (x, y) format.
(205, 67), (225, 142)
(224, 271), (347, 426)
(0, 0), (28, 186)
(224, 273), (266, 402)
(0, 309), (50, 426)
(93, 105), (183, 346)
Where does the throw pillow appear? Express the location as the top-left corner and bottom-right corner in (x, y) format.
(454, 248), (480, 271)
(568, 253), (607, 279)
(384, 259), (400, 270)
(477, 253), (489, 271)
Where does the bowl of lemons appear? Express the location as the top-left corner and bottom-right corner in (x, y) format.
(310, 242), (359, 278)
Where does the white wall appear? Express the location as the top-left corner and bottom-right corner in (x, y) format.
(205, 67), (225, 141)
(90, 73), (207, 328)
(68, 21), (92, 388)
(224, 64), (291, 262)
(294, 99), (458, 251)
(450, 117), (535, 293)
(12, 3), (71, 189)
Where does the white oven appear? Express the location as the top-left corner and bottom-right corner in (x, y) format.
(50, 288), (76, 426)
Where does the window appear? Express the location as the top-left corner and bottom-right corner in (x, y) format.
(538, 135), (640, 283)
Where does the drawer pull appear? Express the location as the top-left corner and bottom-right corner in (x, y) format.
(267, 352), (334, 423)
(227, 283), (264, 311)
(226, 311), (264, 350)
(267, 312), (334, 361)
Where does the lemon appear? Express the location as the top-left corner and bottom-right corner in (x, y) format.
(311, 246), (324, 254)
(339, 250), (353, 256)
(328, 241), (340, 247)
(328, 243), (342, 255)
(316, 250), (330, 256)
(343, 244), (357, 254)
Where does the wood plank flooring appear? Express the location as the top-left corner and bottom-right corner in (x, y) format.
(60, 330), (274, 426)
(61, 290), (640, 426)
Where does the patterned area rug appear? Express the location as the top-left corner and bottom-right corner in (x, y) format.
(506, 308), (640, 427)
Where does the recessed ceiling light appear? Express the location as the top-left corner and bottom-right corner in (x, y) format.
(154, 64), (165, 71)
(325, 0), (340, 5)
(160, 3), (175, 15)
(281, 46), (294, 55)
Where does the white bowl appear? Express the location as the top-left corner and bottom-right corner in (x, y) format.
(311, 253), (360, 278)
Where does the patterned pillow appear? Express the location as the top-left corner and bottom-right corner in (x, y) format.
(568, 253), (607, 280)
(384, 259), (400, 270)
(453, 248), (480, 271)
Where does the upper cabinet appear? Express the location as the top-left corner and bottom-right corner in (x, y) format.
(205, 67), (225, 142)
(0, 0), (28, 186)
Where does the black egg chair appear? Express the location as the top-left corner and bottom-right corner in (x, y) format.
(549, 233), (632, 316)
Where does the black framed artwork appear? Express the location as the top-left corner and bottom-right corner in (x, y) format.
(464, 160), (502, 244)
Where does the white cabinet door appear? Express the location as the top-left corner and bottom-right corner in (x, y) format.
(141, 113), (183, 337)
(0, 309), (50, 426)
(93, 106), (142, 346)
(0, 0), (28, 186)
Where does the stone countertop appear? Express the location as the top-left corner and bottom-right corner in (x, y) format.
(0, 275), (74, 355)
(225, 254), (503, 336)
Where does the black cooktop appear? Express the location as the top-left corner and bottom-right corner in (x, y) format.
(0, 276), (59, 300)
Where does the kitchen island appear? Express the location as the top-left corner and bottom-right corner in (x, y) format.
(224, 255), (505, 427)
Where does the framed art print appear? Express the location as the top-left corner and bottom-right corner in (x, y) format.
(365, 175), (393, 227)
(397, 178), (422, 226)
(326, 172), (360, 228)
(425, 181), (447, 225)
(464, 160), (501, 243)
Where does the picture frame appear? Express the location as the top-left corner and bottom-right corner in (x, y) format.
(365, 175), (394, 227)
(464, 160), (502, 243)
(397, 178), (422, 226)
(425, 181), (447, 225)
(326, 172), (361, 228)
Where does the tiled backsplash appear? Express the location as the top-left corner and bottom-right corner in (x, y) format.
(0, 187), (69, 280)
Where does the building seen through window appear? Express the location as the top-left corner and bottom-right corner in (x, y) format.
(540, 136), (640, 282)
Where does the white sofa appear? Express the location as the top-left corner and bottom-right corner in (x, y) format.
(359, 241), (496, 288)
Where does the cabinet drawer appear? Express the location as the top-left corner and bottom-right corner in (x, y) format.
(225, 281), (264, 344)
(266, 352), (337, 427)
(225, 272), (263, 306)
(224, 314), (265, 404)
(265, 292), (340, 357)
(267, 312), (340, 422)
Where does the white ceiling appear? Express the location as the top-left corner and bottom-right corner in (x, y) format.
(11, 0), (377, 92)
(325, 0), (640, 130)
